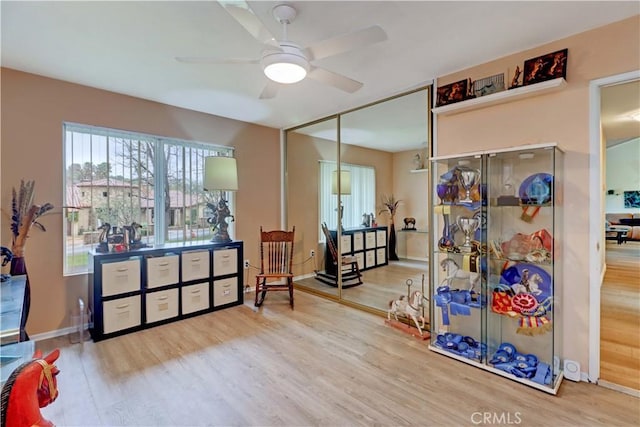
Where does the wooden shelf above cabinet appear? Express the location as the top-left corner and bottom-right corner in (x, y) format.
(432, 78), (567, 116)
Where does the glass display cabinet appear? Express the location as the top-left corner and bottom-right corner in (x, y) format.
(429, 143), (563, 394)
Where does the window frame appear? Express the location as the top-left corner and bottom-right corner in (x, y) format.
(319, 160), (376, 237)
(63, 122), (234, 276)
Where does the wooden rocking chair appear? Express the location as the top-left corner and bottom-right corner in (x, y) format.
(315, 222), (363, 288)
(255, 226), (295, 309)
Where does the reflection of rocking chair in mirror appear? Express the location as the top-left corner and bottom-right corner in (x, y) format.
(255, 227), (296, 309)
(315, 222), (363, 288)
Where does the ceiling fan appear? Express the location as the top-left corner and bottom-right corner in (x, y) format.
(176, 1), (387, 99)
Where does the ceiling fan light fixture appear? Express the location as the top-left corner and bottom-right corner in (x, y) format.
(262, 46), (309, 84)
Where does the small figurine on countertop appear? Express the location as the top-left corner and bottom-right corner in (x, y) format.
(124, 221), (147, 250)
(413, 153), (423, 170)
(403, 217), (416, 230)
(207, 198), (235, 243)
(107, 225), (126, 252)
(96, 223), (111, 253)
(362, 213), (371, 227)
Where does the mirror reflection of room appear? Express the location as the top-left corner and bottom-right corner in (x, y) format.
(286, 87), (431, 314)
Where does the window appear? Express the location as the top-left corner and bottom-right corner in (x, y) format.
(319, 161), (376, 235)
(63, 123), (233, 275)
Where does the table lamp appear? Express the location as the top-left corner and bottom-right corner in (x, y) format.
(331, 170), (351, 229)
(204, 156), (238, 243)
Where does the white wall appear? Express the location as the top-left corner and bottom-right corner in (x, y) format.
(605, 138), (640, 213)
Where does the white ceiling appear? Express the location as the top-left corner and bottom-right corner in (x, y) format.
(2, 1), (639, 149)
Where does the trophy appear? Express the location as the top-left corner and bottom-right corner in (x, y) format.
(497, 160), (520, 206)
(525, 175), (550, 205)
(458, 167), (480, 203)
(457, 216), (480, 253)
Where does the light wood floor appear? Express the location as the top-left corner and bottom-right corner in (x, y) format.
(296, 259), (429, 312)
(34, 291), (639, 426)
(600, 241), (640, 391)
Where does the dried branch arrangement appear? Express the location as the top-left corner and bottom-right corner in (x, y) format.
(11, 180), (54, 257)
(378, 194), (401, 220)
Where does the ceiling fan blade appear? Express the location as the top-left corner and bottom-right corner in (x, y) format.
(218, 0), (279, 48)
(175, 57), (259, 64)
(307, 66), (363, 93)
(305, 25), (387, 61)
(259, 81), (279, 99)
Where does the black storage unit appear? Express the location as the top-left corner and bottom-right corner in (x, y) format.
(324, 226), (388, 275)
(88, 241), (243, 341)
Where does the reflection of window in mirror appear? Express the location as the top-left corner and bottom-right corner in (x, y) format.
(319, 161), (375, 232)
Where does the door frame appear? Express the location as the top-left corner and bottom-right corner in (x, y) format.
(588, 69), (640, 383)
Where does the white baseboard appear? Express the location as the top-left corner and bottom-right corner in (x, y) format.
(31, 324), (87, 342)
(399, 256), (429, 262)
(598, 379), (640, 398)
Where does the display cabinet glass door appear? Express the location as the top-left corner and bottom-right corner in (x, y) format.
(429, 143), (563, 394)
(485, 145), (563, 391)
(430, 153), (486, 363)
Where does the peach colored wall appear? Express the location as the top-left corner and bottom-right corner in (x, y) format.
(1, 68), (280, 336)
(393, 150), (429, 260)
(435, 16), (639, 371)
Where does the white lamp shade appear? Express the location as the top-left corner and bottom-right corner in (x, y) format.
(331, 170), (351, 195)
(204, 156), (238, 191)
(262, 45), (309, 84)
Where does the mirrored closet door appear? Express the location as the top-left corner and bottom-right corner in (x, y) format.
(286, 86), (432, 315)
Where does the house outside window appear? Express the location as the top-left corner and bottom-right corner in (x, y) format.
(63, 123), (233, 275)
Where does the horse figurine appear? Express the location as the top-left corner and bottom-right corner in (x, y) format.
(440, 257), (480, 292)
(125, 222), (146, 250)
(1, 349), (60, 427)
(388, 290), (427, 336)
(403, 217), (416, 230)
(96, 222), (111, 253)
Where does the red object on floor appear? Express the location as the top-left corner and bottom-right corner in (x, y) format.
(1, 349), (60, 427)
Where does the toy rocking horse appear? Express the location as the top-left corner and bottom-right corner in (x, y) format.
(1, 349), (60, 427)
(388, 290), (428, 337)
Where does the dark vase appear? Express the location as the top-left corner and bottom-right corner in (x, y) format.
(388, 223), (399, 261)
(10, 256), (30, 341)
